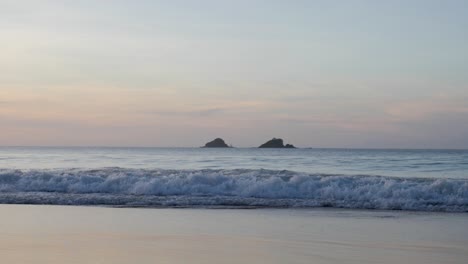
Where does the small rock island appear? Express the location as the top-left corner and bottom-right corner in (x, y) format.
(203, 138), (231, 148)
(259, 138), (296, 148)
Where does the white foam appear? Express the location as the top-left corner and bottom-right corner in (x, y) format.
(0, 168), (467, 211)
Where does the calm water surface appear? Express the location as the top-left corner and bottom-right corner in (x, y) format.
(0, 147), (467, 179)
(1, 205), (467, 264)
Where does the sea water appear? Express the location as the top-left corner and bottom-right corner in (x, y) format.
(1, 205), (468, 264)
(0, 147), (467, 211)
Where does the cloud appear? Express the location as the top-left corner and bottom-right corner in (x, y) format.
(149, 107), (227, 117)
(385, 95), (468, 122)
(146, 100), (275, 118)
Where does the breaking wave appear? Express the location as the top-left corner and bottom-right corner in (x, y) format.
(0, 168), (467, 212)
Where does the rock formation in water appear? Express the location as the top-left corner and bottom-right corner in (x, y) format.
(259, 138), (296, 148)
(203, 138), (231, 148)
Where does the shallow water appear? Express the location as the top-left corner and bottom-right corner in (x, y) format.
(1, 205), (467, 264)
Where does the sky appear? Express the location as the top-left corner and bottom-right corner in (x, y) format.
(1, 0), (467, 148)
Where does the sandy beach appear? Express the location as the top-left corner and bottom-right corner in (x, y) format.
(1, 205), (467, 264)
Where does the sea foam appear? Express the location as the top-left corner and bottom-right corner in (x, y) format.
(0, 168), (467, 211)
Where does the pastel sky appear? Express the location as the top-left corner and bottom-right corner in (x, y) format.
(1, 0), (467, 148)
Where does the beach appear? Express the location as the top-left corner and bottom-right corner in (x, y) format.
(1, 205), (467, 264)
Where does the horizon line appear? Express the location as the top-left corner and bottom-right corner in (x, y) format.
(1, 145), (467, 151)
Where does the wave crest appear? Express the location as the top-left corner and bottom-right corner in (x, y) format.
(0, 168), (467, 211)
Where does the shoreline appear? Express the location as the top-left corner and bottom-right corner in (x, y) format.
(1, 203), (468, 215)
(1, 204), (467, 264)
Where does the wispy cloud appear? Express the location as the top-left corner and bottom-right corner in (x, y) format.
(146, 100), (275, 118)
(0, 100), (12, 104)
(149, 107), (227, 117)
(385, 95), (468, 122)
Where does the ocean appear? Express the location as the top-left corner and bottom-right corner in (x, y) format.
(1, 147), (468, 264)
(1, 147), (467, 212)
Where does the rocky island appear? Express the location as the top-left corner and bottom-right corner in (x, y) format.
(203, 138), (231, 148)
(259, 138), (296, 148)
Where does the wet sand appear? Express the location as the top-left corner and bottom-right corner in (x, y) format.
(0, 205), (467, 264)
